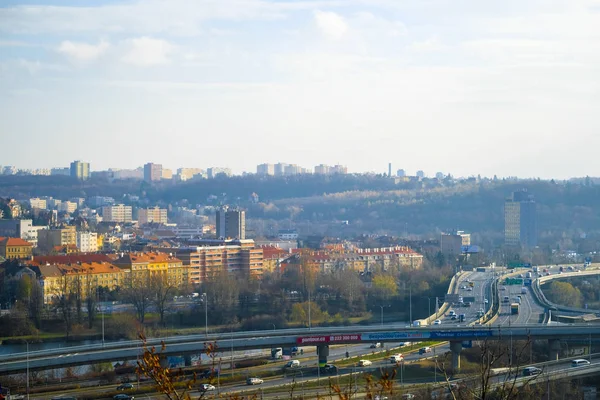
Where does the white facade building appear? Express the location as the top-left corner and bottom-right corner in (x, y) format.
(76, 231), (99, 253)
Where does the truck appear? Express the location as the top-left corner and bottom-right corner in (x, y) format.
(271, 348), (283, 359)
(511, 303), (520, 315)
(525, 272), (532, 278)
(412, 319), (428, 327)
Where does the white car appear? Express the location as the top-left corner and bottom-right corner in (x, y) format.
(200, 384), (216, 392)
(246, 377), (264, 385)
(448, 310), (456, 317)
(484, 299), (489, 304)
(358, 359), (372, 367)
(434, 319), (441, 325)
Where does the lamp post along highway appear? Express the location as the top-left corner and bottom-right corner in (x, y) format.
(203, 293), (208, 337)
(26, 341), (29, 400)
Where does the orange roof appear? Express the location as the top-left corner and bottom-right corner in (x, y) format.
(114, 251), (182, 265)
(261, 246), (288, 260)
(0, 237), (33, 247)
(29, 254), (114, 266)
(36, 262), (123, 278)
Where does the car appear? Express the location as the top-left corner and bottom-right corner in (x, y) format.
(484, 299), (489, 304)
(246, 377), (264, 385)
(370, 343), (382, 348)
(285, 360), (300, 368)
(321, 364), (338, 374)
(448, 310), (456, 317)
(523, 367), (542, 376)
(200, 384), (216, 392)
(116, 383), (134, 391)
(401, 395), (415, 399)
(358, 359), (372, 367)
(467, 287), (473, 291)
(501, 286), (506, 291)
(419, 347), (432, 355)
(571, 359), (591, 367)
(390, 354), (404, 363)
(450, 315), (457, 320)
(434, 319), (441, 325)
(113, 395), (134, 400)
(464, 302), (472, 307)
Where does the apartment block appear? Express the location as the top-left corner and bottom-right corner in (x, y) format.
(58, 201), (78, 213)
(113, 252), (189, 286)
(504, 190), (537, 247)
(157, 239), (263, 284)
(440, 231), (471, 255)
(37, 226), (77, 252)
(257, 163), (275, 176)
(70, 160), (90, 180)
(138, 207), (168, 225)
(176, 168), (204, 181)
(144, 163), (163, 182)
(29, 198), (48, 210)
(207, 167), (232, 179)
(76, 231), (99, 253)
(102, 204), (133, 223)
(216, 207), (245, 240)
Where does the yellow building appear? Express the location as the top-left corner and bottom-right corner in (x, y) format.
(0, 237), (33, 259)
(36, 262), (124, 304)
(113, 252), (188, 286)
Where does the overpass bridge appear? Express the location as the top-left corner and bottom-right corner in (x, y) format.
(2, 324), (600, 375)
(2, 265), (598, 376)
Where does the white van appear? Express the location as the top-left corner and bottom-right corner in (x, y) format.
(285, 360), (300, 368)
(390, 354), (404, 363)
(521, 287), (527, 294)
(571, 359), (591, 367)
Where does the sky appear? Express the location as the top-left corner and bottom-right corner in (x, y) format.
(1, 0), (599, 179)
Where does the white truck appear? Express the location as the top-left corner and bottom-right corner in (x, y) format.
(412, 319), (428, 327)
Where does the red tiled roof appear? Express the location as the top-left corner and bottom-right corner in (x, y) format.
(29, 254), (114, 266)
(261, 246), (288, 259)
(0, 237), (33, 247)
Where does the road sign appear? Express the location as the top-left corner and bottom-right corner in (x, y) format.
(462, 296), (476, 303)
(296, 334), (361, 344)
(504, 278), (523, 285)
(445, 294), (461, 303)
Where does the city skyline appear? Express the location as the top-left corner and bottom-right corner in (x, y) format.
(1, 1), (599, 179)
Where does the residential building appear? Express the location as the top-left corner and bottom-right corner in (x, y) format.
(35, 262), (124, 304)
(504, 190), (537, 247)
(161, 168), (173, 180)
(256, 163), (275, 176)
(157, 239), (263, 283)
(102, 204), (133, 223)
(0, 219), (45, 247)
(314, 164), (330, 175)
(274, 163), (288, 177)
(113, 252), (189, 286)
(47, 198), (62, 209)
(111, 168), (144, 180)
(440, 231), (471, 256)
(58, 201), (78, 213)
(176, 168), (204, 181)
(284, 164), (303, 176)
(138, 207), (168, 225)
(37, 226), (77, 252)
(207, 167), (232, 179)
(144, 163), (163, 182)
(29, 198), (47, 210)
(76, 231), (99, 253)
(0, 237), (33, 259)
(216, 207), (245, 240)
(70, 160), (90, 180)
(285, 246), (423, 273)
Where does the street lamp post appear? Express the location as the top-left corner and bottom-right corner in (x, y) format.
(102, 291), (106, 347)
(421, 297), (431, 318)
(271, 323), (276, 331)
(409, 287), (412, 323)
(26, 341), (29, 400)
(379, 305), (386, 326)
(203, 293), (208, 337)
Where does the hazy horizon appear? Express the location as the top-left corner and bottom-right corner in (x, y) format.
(1, 0), (599, 180)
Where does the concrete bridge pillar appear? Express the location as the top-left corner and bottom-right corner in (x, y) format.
(317, 344), (329, 367)
(548, 339), (561, 361)
(449, 341), (462, 372)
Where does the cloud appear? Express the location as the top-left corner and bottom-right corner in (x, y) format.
(122, 37), (173, 66)
(314, 10), (348, 40)
(57, 40), (109, 63)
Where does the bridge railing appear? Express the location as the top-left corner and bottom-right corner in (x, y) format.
(425, 271), (464, 325)
(536, 269), (600, 315)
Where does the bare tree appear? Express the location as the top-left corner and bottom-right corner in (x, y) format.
(122, 271), (153, 323)
(150, 274), (177, 326)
